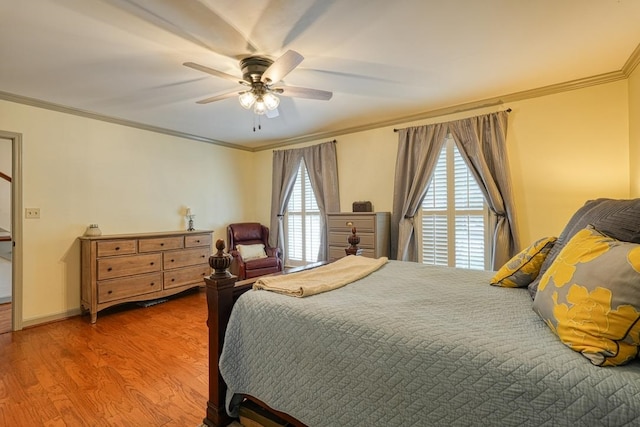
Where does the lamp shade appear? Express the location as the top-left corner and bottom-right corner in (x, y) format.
(253, 98), (267, 115)
(238, 91), (256, 109)
(263, 92), (280, 110)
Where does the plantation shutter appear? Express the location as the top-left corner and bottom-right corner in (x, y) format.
(286, 160), (321, 266)
(422, 139), (488, 269)
(421, 146), (448, 266)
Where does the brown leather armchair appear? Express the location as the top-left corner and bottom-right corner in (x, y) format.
(227, 222), (283, 280)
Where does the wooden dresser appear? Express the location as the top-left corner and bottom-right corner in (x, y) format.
(80, 230), (213, 323)
(326, 212), (390, 262)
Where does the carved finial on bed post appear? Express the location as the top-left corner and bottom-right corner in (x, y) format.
(345, 226), (363, 256)
(209, 239), (233, 278)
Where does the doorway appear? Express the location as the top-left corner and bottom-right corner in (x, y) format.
(0, 131), (23, 333)
(0, 137), (11, 333)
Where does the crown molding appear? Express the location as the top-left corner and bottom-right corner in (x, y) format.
(623, 42), (640, 76)
(0, 91), (251, 152)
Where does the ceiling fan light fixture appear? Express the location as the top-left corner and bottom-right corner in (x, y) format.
(238, 91), (256, 109)
(263, 92), (280, 110)
(253, 97), (267, 115)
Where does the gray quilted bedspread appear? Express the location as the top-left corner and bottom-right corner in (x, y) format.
(219, 261), (640, 427)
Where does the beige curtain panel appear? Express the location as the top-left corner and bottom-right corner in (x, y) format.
(391, 124), (448, 262)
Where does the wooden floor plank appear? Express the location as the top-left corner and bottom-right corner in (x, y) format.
(0, 288), (212, 426)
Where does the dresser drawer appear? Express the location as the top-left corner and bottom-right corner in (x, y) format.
(327, 215), (375, 232)
(185, 233), (212, 248)
(138, 236), (184, 252)
(164, 265), (210, 289)
(97, 240), (137, 257)
(163, 248), (209, 270)
(98, 272), (162, 303)
(97, 253), (162, 280)
(329, 232), (375, 248)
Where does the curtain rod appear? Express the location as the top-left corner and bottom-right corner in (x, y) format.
(393, 108), (512, 132)
(272, 139), (336, 152)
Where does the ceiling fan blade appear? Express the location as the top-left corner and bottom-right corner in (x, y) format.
(183, 62), (243, 84)
(275, 86), (333, 101)
(262, 50), (304, 84)
(265, 108), (280, 119)
(195, 90), (240, 105)
(107, 0), (257, 57)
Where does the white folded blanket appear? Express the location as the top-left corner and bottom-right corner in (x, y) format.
(253, 255), (388, 297)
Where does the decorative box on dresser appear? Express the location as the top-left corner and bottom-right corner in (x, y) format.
(327, 212), (390, 262)
(80, 230), (213, 323)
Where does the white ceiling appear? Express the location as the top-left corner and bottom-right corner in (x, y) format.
(1, 0), (640, 151)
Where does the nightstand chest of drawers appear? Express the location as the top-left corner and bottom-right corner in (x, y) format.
(327, 212), (390, 262)
(80, 230), (213, 323)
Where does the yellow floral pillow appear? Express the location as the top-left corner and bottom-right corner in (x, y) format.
(490, 236), (557, 288)
(532, 225), (640, 366)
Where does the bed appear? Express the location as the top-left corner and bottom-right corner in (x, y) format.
(202, 199), (640, 427)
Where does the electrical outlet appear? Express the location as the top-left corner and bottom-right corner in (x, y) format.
(25, 208), (40, 219)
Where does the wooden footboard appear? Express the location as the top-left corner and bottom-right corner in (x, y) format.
(202, 260), (325, 427)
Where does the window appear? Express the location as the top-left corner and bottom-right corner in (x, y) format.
(285, 160), (321, 266)
(420, 137), (491, 270)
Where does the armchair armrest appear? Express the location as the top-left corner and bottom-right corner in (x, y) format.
(265, 247), (281, 259)
(229, 249), (246, 278)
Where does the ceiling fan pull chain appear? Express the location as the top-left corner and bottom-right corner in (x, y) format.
(253, 115), (262, 132)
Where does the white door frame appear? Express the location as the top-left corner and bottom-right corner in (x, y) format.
(0, 130), (23, 331)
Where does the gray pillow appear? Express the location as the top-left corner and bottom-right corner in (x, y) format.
(527, 198), (640, 298)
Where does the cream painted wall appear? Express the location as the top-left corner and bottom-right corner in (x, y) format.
(254, 80), (630, 251)
(0, 100), (255, 324)
(507, 81), (629, 244)
(629, 65), (640, 197)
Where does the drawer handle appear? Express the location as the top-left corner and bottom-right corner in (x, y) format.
(150, 282), (155, 286)
(160, 243), (164, 246)
(107, 267), (112, 272)
(107, 290), (113, 294)
(346, 221), (353, 226)
(150, 262), (155, 266)
(115, 247), (120, 251)
(170, 259), (174, 263)
(196, 239), (200, 243)
(171, 278), (175, 282)
(201, 255), (205, 258)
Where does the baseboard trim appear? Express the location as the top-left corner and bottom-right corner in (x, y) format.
(21, 308), (83, 329)
(0, 296), (11, 304)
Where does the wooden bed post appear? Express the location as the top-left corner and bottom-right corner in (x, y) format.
(203, 240), (237, 427)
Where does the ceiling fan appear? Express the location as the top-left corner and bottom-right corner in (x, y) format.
(184, 50), (333, 119)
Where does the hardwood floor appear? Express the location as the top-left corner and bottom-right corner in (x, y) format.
(0, 288), (212, 426)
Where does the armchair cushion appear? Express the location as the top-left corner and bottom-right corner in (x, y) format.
(245, 256), (280, 270)
(237, 244), (267, 262)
